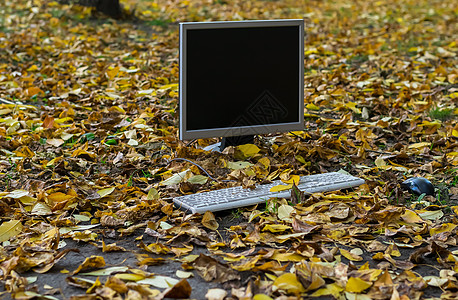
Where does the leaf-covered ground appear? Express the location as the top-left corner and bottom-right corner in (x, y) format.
(0, 0), (457, 299)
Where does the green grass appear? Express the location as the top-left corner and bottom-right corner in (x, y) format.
(348, 54), (369, 65)
(144, 19), (172, 27)
(429, 107), (454, 121)
(230, 208), (243, 220)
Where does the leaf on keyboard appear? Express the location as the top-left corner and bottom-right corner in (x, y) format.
(202, 211), (219, 230)
(282, 175), (300, 185)
(270, 184), (292, 192)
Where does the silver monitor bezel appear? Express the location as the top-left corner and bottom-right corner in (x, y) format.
(179, 19), (304, 140)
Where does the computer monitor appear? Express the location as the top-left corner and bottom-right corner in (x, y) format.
(179, 19), (304, 148)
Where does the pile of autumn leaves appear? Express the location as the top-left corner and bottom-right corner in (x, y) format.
(0, 0), (458, 299)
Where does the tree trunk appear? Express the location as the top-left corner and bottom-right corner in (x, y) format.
(95, 0), (122, 19)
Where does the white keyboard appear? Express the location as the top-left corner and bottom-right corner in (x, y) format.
(173, 172), (365, 214)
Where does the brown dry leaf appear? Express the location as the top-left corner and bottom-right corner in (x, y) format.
(161, 279), (192, 299)
(137, 241), (171, 255)
(105, 276), (128, 294)
(192, 254), (240, 283)
(202, 211), (219, 230)
(42, 115), (55, 129)
(340, 248), (363, 261)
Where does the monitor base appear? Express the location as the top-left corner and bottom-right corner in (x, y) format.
(220, 135), (254, 151)
(202, 135), (255, 152)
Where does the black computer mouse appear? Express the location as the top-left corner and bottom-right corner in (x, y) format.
(401, 177), (435, 196)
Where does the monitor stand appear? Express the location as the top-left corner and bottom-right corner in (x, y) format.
(220, 135), (254, 151)
(202, 135), (254, 152)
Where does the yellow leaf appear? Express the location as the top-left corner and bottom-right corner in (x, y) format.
(73, 256), (106, 275)
(270, 252), (307, 262)
(97, 187), (115, 198)
(275, 232), (308, 242)
(385, 244), (401, 257)
(253, 295), (273, 300)
(374, 156), (387, 168)
(262, 224), (291, 233)
(283, 175), (300, 185)
(311, 283), (344, 297)
(272, 273), (305, 294)
(187, 175), (208, 184)
(0, 220), (23, 242)
(47, 192), (74, 202)
(408, 142), (431, 149)
(430, 223), (457, 236)
(237, 144), (260, 158)
(54, 117), (73, 124)
(345, 277), (372, 293)
(270, 184), (292, 192)
(19, 196), (36, 206)
(340, 248), (363, 261)
(374, 270), (393, 287)
(306, 103), (320, 110)
(27, 65), (39, 71)
(295, 155), (307, 164)
(106, 66), (120, 80)
(26, 86), (44, 97)
(452, 129), (458, 137)
(147, 188), (160, 200)
(345, 102), (361, 114)
(227, 161), (253, 170)
(158, 83), (179, 90)
(401, 209), (423, 223)
(257, 157), (270, 168)
(114, 273), (145, 282)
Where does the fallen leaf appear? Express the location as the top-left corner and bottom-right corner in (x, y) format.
(192, 254), (240, 283)
(72, 255), (106, 275)
(346, 277), (372, 293)
(202, 211), (219, 230)
(272, 273), (306, 295)
(206, 288), (227, 300)
(0, 220), (23, 242)
(162, 279), (192, 299)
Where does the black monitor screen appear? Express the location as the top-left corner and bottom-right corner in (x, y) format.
(179, 20), (304, 140)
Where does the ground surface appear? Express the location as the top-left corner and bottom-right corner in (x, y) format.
(0, 0), (458, 299)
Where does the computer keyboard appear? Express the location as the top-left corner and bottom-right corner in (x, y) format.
(173, 172), (365, 214)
